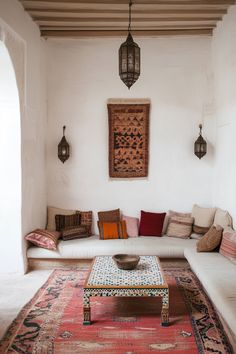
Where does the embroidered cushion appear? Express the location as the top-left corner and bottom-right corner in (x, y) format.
(139, 210), (166, 237)
(77, 210), (93, 235)
(55, 213), (81, 232)
(47, 206), (76, 231)
(166, 215), (193, 239)
(197, 225), (223, 252)
(122, 215), (139, 237)
(25, 229), (60, 250)
(220, 229), (236, 264)
(192, 204), (216, 234)
(98, 221), (128, 240)
(98, 208), (120, 222)
(61, 226), (89, 241)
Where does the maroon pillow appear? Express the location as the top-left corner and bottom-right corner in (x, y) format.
(139, 210), (166, 236)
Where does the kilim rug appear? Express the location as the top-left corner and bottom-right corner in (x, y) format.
(0, 268), (233, 354)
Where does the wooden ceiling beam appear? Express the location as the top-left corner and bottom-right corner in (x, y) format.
(26, 8), (227, 16)
(41, 29), (213, 38)
(21, 0), (234, 5)
(32, 16), (222, 22)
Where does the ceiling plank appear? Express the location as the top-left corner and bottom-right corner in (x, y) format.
(41, 29), (213, 38)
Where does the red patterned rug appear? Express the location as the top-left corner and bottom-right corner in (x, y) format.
(0, 268), (233, 353)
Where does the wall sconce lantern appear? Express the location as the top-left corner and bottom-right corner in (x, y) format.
(58, 126), (70, 163)
(119, 0), (140, 89)
(194, 124), (207, 159)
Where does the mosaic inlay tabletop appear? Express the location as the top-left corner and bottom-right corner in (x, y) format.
(86, 256), (164, 287)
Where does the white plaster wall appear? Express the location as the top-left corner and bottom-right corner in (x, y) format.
(0, 0), (47, 272)
(46, 36), (215, 231)
(212, 5), (236, 227)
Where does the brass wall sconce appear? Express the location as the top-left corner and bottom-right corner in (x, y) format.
(58, 126), (70, 163)
(194, 124), (207, 159)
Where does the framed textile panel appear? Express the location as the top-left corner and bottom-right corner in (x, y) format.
(108, 102), (149, 178)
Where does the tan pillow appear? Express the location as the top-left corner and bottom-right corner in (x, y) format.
(192, 204), (216, 234)
(213, 208), (232, 229)
(47, 206), (76, 231)
(98, 208), (120, 222)
(166, 216), (193, 239)
(197, 225), (223, 252)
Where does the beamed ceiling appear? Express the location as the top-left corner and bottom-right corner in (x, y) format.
(19, 0), (235, 38)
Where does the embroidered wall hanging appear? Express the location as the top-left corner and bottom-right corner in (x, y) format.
(108, 99), (150, 178)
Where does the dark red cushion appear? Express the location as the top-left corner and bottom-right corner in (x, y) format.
(139, 210), (166, 236)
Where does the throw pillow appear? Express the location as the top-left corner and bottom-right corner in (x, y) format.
(192, 204), (216, 234)
(77, 210), (93, 235)
(196, 225), (223, 252)
(25, 229), (60, 250)
(55, 213), (81, 232)
(213, 208), (233, 229)
(98, 208), (120, 222)
(164, 210), (192, 236)
(220, 229), (236, 264)
(166, 215), (194, 239)
(98, 221), (128, 240)
(139, 210), (166, 237)
(122, 215), (139, 237)
(61, 226), (89, 241)
(47, 206), (76, 231)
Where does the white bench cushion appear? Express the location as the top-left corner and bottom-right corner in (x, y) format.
(27, 235), (197, 259)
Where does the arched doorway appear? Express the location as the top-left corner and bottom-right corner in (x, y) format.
(0, 40), (22, 273)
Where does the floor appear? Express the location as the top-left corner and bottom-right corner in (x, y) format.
(0, 270), (51, 339)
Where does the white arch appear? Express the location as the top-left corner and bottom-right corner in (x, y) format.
(0, 40), (22, 272)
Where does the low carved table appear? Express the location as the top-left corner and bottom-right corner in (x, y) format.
(83, 255), (169, 326)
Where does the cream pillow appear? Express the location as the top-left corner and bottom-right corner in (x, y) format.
(213, 208), (232, 229)
(47, 206), (76, 231)
(191, 204), (216, 234)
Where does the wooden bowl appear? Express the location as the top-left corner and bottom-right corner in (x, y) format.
(112, 254), (140, 270)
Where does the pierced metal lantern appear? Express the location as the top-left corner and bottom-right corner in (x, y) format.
(194, 124), (207, 159)
(58, 126), (70, 163)
(119, 1), (140, 89)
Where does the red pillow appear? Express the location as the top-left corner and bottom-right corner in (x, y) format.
(139, 210), (166, 236)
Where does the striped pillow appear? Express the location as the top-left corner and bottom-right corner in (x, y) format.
(220, 230), (236, 264)
(62, 226), (89, 241)
(55, 213), (81, 232)
(25, 229), (60, 250)
(166, 216), (194, 239)
(98, 221), (128, 240)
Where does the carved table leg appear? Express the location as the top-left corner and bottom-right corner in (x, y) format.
(161, 289), (169, 327)
(83, 291), (91, 325)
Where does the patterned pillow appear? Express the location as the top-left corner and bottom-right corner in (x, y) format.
(61, 226), (89, 241)
(192, 205), (216, 234)
(98, 209), (120, 222)
(77, 210), (93, 235)
(98, 221), (128, 240)
(25, 229), (60, 250)
(220, 229), (236, 264)
(166, 216), (193, 239)
(197, 225), (223, 252)
(47, 206), (76, 231)
(55, 213), (81, 232)
(122, 215), (139, 237)
(139, 210), (166, 236)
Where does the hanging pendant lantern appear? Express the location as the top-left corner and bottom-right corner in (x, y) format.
(119, 0), (140, 89)
(194, 124), (207, 159)
(58, 126), (70, 163)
